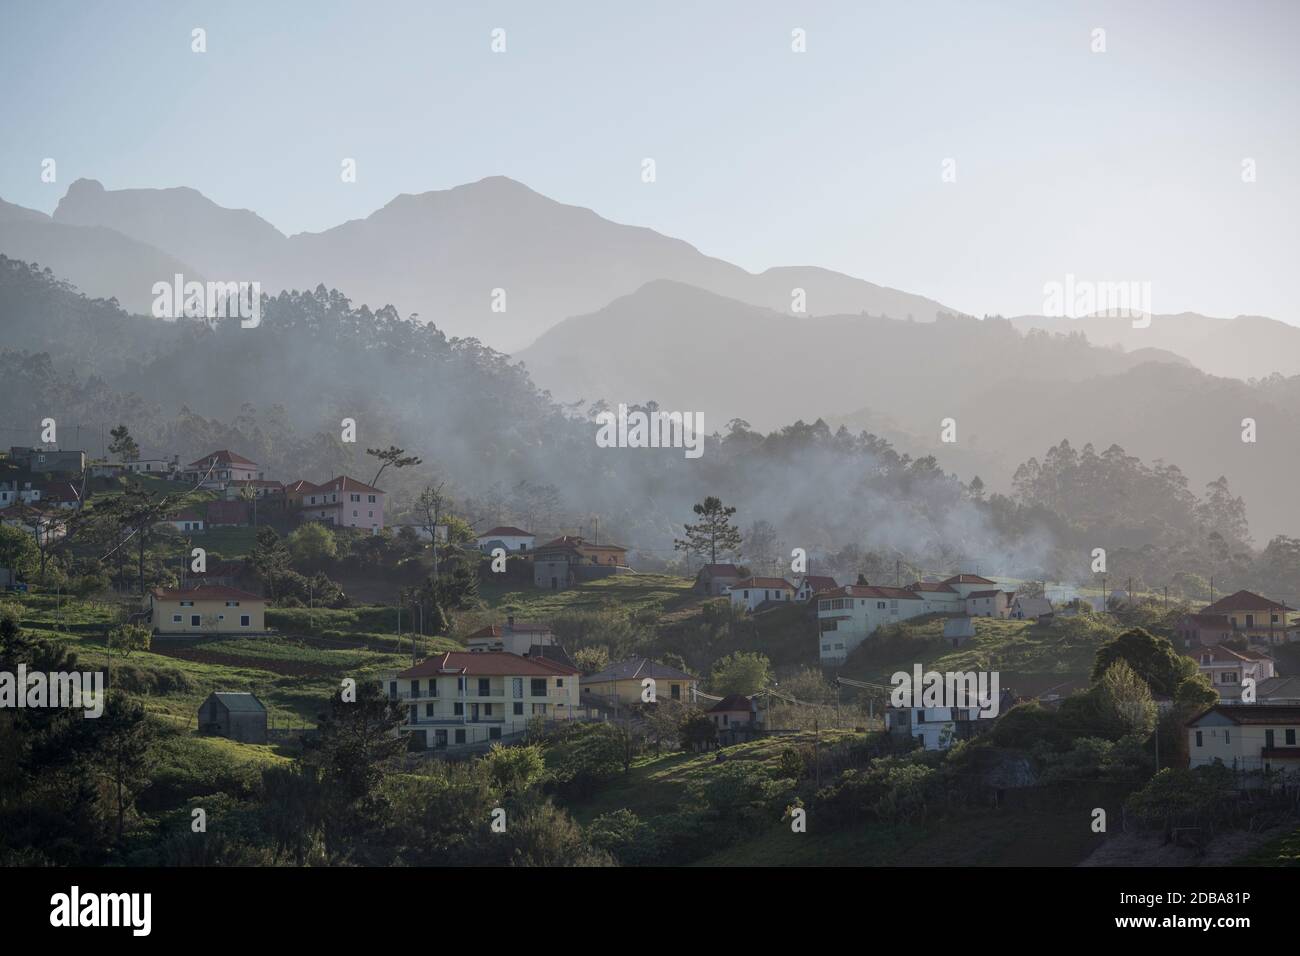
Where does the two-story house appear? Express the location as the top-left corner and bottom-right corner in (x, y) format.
(382, 651), (580, 749)
(1187, 704), (1300, 778)
(580, 657), (700, 705)
(143, 586), (267, 635)
(794, 575), (839, 602)
(181, 449), (262, 489)
(694, 563), (742, 597)
(1199, 590), (1299, 646)
(532, 535), (628, 589)
(966, 589), (1015, 618)
(292, 476), (386, 533)
(1189, 645), (1276, 701)
(465, 616), (556, 656)
(817, 585), (925, 663)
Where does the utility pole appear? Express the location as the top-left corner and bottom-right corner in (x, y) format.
(814, 718), (821, 788)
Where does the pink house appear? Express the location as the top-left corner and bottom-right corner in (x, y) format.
(295, 475), (386, 534)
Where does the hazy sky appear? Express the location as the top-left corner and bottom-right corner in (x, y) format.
(2, 0), (1297, 323)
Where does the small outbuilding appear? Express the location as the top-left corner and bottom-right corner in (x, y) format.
(197, 691), (268, 744)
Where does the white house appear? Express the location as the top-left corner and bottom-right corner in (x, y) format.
(1187, 704), (1300, 778)
(1011, 595), (1054, 621)
(159, 509), (205, 533)
(476, 526), (535, 554)
(1190, 646), (1276, 701)
(902, 580), (965, 613)
(794, 575), (838, 602)
(728, 576), (795, 612)
(940, 574), (1001, 599)
(465, 617), (555, 656)
(126, 457), (177, 476)
(0, 481), (41, 508)
(816, 585), (925, 663)
(966, 589), (1015, 618)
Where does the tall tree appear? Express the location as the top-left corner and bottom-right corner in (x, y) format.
(107, 424), (139, 464)
(366, 445), (422, 488)
(673, 496), (742, 565)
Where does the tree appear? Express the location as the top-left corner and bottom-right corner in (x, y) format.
(94, 693), (156, 841)
(679, 712), (717, 751)
(673, 496), (742, 565)
(416, 482), (450, 581)
(743, 520), (780, 575)
(710, 651), (772, 697)
(107, 424), (139, 465)
(107, 623), (151, 659)
(1096, 659), (1157, 738)
(0, 524), (37, 587)
(250, 527), (292, 601)
(288, 522), (337, 565)
(367, 445), (422, 489)
(1091, 627), (1196, 697)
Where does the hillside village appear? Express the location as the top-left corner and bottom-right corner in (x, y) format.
(3, 432), (1300, 868)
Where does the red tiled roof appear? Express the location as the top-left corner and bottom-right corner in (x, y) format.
(479, 526), (533, 538)
(150, 586), (263, 601)
(967, 589), (1005, 599)
(818, 585), (921, 600)
(709, 695), (754, 713)
(1187, 704), (1300, 727)
(466, 621), (552, 639)
(732, 577), (795, 590)
(905, 581), (958, 593)
(1192, 646), (1274, 664)
(697, 563), (741, 577)
(944, 574), (997, 585)
(1203, 590), (1296, 614)
(317, 475), (384, 495)
(186, 449), (257, 469)
(284, 479), (320, 493)
(800, 575), (839, 593)
(397, 651), (577, 679)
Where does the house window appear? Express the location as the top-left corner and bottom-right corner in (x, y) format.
(530, 678), (547, 696)
(457, 677), (466, 691)
(1287, 729), (1297, 746)
(453, 702), (464, 716)
(388, 681), (397, 699)
(190, 615), (201, 627)
(513, 702), (523, 716)
(1195, 730), (1203, 747)
(225, 600), (240, 607)
(240, 615), (250, 627)
(172, 613), (182, 623)
(350, 494), (360, 502)
(411, 680), (421, 697)
(454, 729), (466, 744)
(484, 703), (493, 716)
(477, 678), (490, 697)
(425, 703), (435, 717)
(556, 678), (564, 688)
(368, 495), (376, 503)
(180, 600), (194, 607)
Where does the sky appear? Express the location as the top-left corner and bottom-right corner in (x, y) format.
(1, 0), (1297, 323)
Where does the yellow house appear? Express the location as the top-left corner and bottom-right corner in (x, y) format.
(581, 657), (699, 705)
(1187, 704), (1300, 779)
(144, 586), (268, 634)
(1200, 590), (1299, 645)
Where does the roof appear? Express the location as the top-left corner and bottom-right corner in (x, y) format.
(397, 651), (577, 679)
(1258, 676), (1300, 701)
(1187, 704), (1300, 727)
(904, 581), (957, 594)
(478, 526), (533, 538)
(150, 585), (264, 602)
(316, 475), (384, 495)
(187, 449), (257, 469)
(798, 575), (839, 593)
(284, 479), (320, 493)
(1013, 596), (1054, 616)
(582, 657), (699, 683)
(529, 643), (578, 670)
(1203, 589), (1296, 614)
(37, 481), (80, 501)
(206, 692), (265, 714)
(226, 479), (283, 488)
(696, 563), (741, 578)
(818, 585), (921, 601)
(709, 695), (753, 713)
(731, 577), (795, 590)
(944, 574), (997, 585)
(537, 535), (625, 553)
(966, 589), (1005, 599)
(168, 509), (204, 521)
(466, 620), (552, 639)
(1191, 645), (1274, 664)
